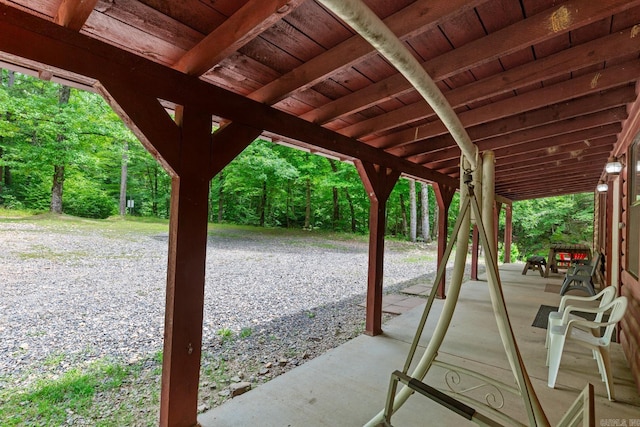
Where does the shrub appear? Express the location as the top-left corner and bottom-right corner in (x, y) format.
(63, 180), (116, 219)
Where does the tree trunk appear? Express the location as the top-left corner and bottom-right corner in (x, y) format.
(399, 193), (408, 237)
(328, 159), (340, 228)
(0, 146), (4, 199)
(304, 178), (311, 229)
(1, 72), (14, 190)
(433, 205), (439, 240)
(332, 187), (339, 228)
(217, 172), (224, 223)
(409, 179), (417, 242)
(259, 180), (267, 227)
(345, 189), (356, 232)
(119, 141), (128, 216)
(51, 85), (71, 214)
(0, 146), (3, 193)
(285, 180), (292, 228)
(50, 165), (65, 214)
(152, 166), (159, 216)
(421, 182), (431, 242)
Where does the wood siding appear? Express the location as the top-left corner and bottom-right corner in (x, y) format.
(609, 91), (640, 394)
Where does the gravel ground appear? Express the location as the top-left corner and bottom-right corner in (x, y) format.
(0, 218), (476, 420)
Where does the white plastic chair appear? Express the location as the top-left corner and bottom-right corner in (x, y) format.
(545, 285), (617, 350)
(547, 296), (628, 401)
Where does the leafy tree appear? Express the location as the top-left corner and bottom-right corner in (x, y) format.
(219, 139), (298, 226)
(0, 71), (597, 252)
(511, 193), (594, 258)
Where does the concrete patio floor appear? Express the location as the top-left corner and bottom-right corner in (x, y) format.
(199, 263), (640, 426)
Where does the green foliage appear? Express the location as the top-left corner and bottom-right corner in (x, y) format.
(0, 360), (133, 426)
(217, 328), (234, 342)
(239, 327), (253, 339)
(0, 71), (597, 251)
(63, 176), (117, 219)
(511, 193), (594, 259)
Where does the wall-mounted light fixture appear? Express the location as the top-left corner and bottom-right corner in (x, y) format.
(605, 156), (622, 174)
(596, 181), (608, 192)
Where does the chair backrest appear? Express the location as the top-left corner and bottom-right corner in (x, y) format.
(559, 285), (617, 315)
(599, 296), (628, 346)
(595, 286), (618, 322)
(587, 252), (602, 274)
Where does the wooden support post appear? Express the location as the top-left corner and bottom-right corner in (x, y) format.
(161, 106), (212, 427)
(433, 183), (456, 299)
(605, 176), (614, 285)
(471, 225), (479, 280)
(504, 205), (512, 263)
(494, 202), (502, 252)
(99, 81), (263, 426)
(356, 161), (400, 336)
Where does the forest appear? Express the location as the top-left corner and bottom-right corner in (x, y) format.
(0, 70), (594, 258)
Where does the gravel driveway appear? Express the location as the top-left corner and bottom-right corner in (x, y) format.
(0, 220), (449, 387)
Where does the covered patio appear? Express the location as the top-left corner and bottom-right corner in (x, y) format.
(200, 263), (640, 426)
(1, 1), (640, 425)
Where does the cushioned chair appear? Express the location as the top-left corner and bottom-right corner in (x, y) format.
(545, 285), (617, 350)
(559, 252), (602, 296)
(547, 296), (628, 401)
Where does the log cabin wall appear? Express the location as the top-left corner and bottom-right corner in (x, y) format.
(610, 86), (640, 394)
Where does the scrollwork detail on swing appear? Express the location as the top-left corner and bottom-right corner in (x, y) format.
(443, 368), (505, 409)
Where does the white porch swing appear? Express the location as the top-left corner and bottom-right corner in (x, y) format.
(316, 1), (595, 425)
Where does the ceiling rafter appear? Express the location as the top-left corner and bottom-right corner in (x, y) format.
(431, 135), (616, 174)
(0, 4), (457, 188)
(172, 0), (303, 76)
(497, 140), (614, 171)
(338, 26), (640, 139)
(3, 0), (640, 200)
(301, 0), (640, 125)
(377, 61), (640, 151)
(55, 0), (99, 31)
(392, 86), (636, 159)
(248, 0), (488, 104)
(412, 110), (625, 165)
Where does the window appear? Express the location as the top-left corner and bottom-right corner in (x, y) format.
(628, 139), (640, 278)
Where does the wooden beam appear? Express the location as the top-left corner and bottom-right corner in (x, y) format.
(497, 176), (604, 191)
(498, 179), (602, 195)
(496, 157), (610, 182)
(356, 161), (400, 336)
(425, 140), (615, 175)
(433, 183), (456, 299)
(339, 25), (640, 139)
(249, 0), (486, 104)
(302, 0), (640, 125)
(94, 81), (180, 175)
(414, 112), (623, 165)
(0, 5), (458, 189)
(55, 0), (99, 31)
(160, 106), (212, 426)
(392, 87), (636, 158)
(375, 60), (640, 149)
(504, 205), (512, 263)
(173, 0), (302, 76)
(500, 182), (601, 200)
(210, 123), (263, 178)
(471, 226), (479, 280)
(495, 138), (615, 170)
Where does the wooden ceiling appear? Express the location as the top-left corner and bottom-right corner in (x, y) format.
(1, 0), (640, 201)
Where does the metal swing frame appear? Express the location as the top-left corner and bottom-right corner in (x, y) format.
(366, 154), (593, 427)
